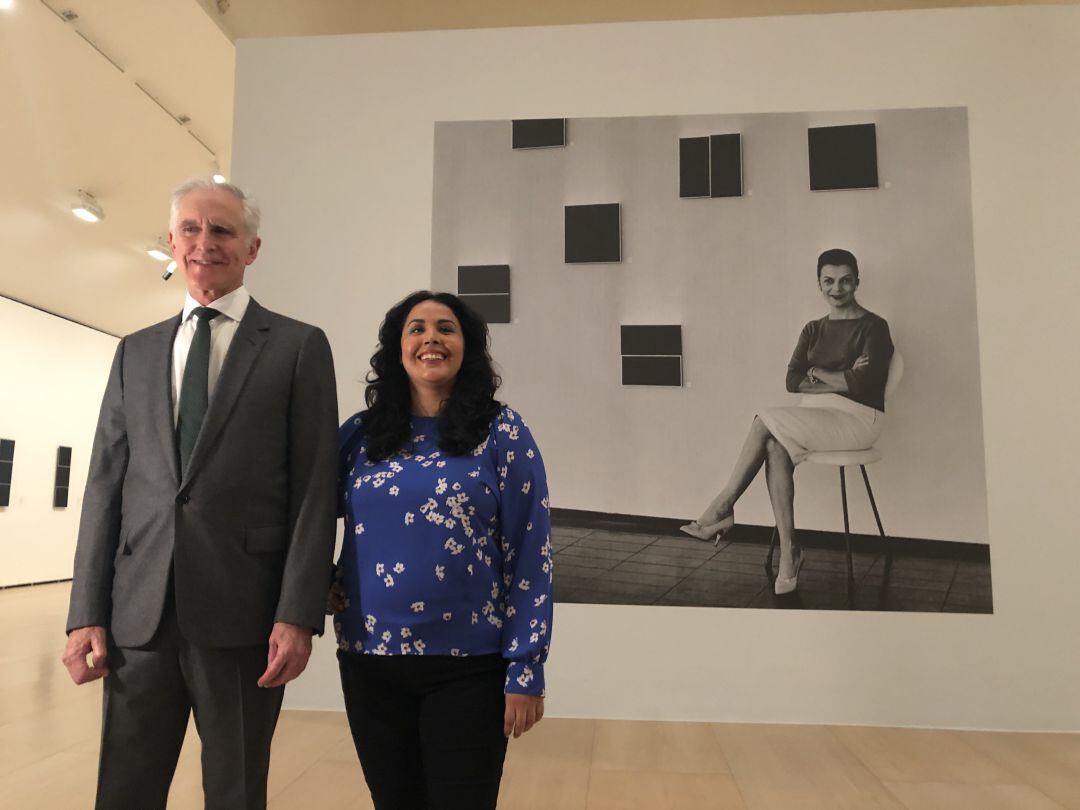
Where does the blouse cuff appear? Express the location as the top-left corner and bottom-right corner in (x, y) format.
(504, 660), (546, 697)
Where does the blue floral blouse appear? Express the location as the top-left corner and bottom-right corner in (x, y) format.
(334, 406), (553, 696)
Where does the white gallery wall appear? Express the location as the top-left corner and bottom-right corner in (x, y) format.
(233, 6), (1080, 730)
(431, 107), (985, 545)
(0, 298), (117, 587)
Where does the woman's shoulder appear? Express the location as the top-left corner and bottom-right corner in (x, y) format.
(491, 404), (537, 440)
(338, 409), (368, 449)
(859, 309), (891, 331)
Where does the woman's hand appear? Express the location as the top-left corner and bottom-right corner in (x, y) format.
(504, 693), (544, 738)
(851, 353), (870, 370)
(326, 566), (347, 615)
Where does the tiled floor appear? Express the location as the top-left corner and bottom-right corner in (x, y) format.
(551, 524), (993, 613)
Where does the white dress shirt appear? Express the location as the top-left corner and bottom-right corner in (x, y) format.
(171, 286), (251, 425)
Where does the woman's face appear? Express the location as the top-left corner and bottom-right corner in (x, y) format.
(400, 300), (466, 392)
(819, 263), (859, 308)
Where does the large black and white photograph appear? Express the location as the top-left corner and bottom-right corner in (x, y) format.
(431, 106), (991, 613)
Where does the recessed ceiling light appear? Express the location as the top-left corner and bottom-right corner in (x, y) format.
(0, 1), (15, 12)
(71, 190), (104, 222)
(147, 247), (171, 262)
(210, 159), (226, 184)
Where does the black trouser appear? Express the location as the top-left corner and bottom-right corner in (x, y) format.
(338, 651), (509, 810)
(95, 596), (284, 810)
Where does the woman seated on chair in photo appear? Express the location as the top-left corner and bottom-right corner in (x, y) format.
(681, 248), (894, 595)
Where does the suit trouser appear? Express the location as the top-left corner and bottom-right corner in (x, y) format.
(95, 598), (284, 810)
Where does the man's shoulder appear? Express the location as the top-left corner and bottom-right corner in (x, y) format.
(249, 300), (325, 338)
(123, 313), (180, 344)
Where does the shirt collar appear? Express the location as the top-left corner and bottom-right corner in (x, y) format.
(181, 286), (251, 324)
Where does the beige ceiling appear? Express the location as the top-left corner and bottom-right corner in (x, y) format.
(1, 0), (1072, 336)
(196, 0), (1071, 38)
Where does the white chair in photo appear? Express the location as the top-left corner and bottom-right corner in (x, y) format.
(765, 350), (905, 602)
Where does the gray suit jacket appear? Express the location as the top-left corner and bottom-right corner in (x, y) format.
(67, 299), (338, 648)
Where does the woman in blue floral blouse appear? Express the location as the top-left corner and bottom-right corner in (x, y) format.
(329, 290), (553, 810)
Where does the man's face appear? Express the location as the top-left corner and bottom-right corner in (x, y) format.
(169, 188), (260, 299)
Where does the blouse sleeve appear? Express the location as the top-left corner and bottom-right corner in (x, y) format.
(843, 317), (894, 406)
(337, 412), (366, 519)
(785, 321), (815, 393)
(494, 408), (553, 697)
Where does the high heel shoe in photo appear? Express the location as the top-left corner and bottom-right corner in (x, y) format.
(679, 513), (734, 547)
(774, 550), (804, 595)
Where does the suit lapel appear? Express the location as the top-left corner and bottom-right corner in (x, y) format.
(180, 299), (270, 489)
(150, 315), (183, 487)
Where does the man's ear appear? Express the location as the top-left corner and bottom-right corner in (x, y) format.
(246, 236), (262, 265)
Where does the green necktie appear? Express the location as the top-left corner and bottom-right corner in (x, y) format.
(176, 307), (221, 475)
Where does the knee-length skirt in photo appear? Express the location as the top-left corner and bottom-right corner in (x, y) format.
(757, 393), (883, 465)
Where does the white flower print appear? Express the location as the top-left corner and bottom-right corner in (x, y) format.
(521, 480), (532, 495)
(533, 594), (548, 607)
(467, 564), (474, 575)
(410, 601), (425, 613)
(539, 621), (548, 636)
(468, 470), (480, 478)
(527, 448), (535, 459)
(434, 564), (445, 581)
(401, 627), (412, 638)
(516, 666), (534, 688)
(353, 478), (362, 489)
(375, 563), (385, 576)
(471, 611), (478, 625)
(365, 615), (376, 633)
(445, 519), (456, 529)
(506, 606), (516, 618)
(518, 579), (531, 591)
(389, 485), (399, 496)
(451, 481), (460, 490)
(506, 451), (515, 463)
(381, 630), (392, 642)
(383, 574), (395, 587)
(414, 640), (426, 653)
(451, 648), (462, 656)
(436, 460), (446, 468)
(354, 640), (363, 652)
(442, 612), (452, 621)
(355, 523), (364, 535)
(530, 633), (539, 643)
(529, 619), (538, 628)
(393, 562), (405, 574)
(400, 643), (411, 655)
(508, 638), (519, 653)
(374, 643), (387, 655)
(405, 512), (415, 525)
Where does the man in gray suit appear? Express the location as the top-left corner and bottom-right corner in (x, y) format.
(62, 178), (338, 809)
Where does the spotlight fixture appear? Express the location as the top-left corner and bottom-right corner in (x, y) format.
(163, 260), (177, 281)
(71, 190), (104, 223)
(0, 0), (15, 11)
(210, 160), (226, 184)
(146, 241), (171, 262)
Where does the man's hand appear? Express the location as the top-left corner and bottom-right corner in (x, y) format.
(258, 622), (313, 688)
(851, 353), (870, 370)
(62, 626), (109, 685)
(503, 693), (544, 738)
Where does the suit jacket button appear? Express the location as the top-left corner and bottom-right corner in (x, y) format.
(177, 494), (190, 505)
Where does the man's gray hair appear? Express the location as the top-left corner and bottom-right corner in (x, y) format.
(169, 177), (261, 240)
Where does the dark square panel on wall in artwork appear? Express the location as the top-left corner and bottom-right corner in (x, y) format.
(622, 356), (683, 387)
(460, 294), (511, 324)
(710, 133), (743, 198)
(620, 325), (683, 356)
(458, 265), (510, 295)
(808, 123), (879, 191)
(0, 484), (9, 507)
(565, 203), (621, 263)
(54, 487), (68, 508)
(57, 446), (72, 466)
(679, 137), (710, 198)
(512, 118), (567, 149)
(0, 438), (14, 463)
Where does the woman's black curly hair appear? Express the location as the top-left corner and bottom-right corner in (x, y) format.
(362, 290), (502, 462)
